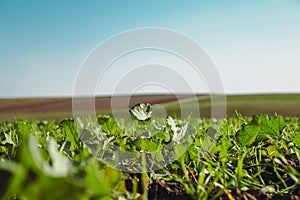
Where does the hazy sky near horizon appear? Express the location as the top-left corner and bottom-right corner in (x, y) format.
(0, 0), (300, 98)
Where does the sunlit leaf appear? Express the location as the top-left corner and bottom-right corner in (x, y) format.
(167, 117), (189, 144)
(59, 119), (80, 152)
(236, 115), (286, 147)
(130, 103), (152, 121)
(1, 132), (16, 146)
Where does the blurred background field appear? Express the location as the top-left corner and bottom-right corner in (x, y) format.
(1, 94), (300, 121)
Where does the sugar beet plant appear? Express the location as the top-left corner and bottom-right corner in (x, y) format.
(0, 103), (300, 199)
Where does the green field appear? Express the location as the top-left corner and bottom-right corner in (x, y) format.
(1, 102), (300, 199)
(164, 94), (300, 118)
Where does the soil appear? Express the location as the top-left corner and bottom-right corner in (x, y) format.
(125, 174), (300, 200)
(0, 95), (184, 115)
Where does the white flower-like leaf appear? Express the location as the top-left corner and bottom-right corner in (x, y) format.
(130, 103), (152, 121)
(167, 116), (189, 144)
(29, 136), (70, 177)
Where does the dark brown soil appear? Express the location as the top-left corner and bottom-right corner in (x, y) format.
(147, 179), (193, 200)
(0, 95), (192, 121)
(125, 174), (193, 200)
(125, 174), (300, 200)
(0, 95), (184, 115)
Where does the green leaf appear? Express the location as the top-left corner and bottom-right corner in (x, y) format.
(170, 162), (180, 170)
(134, 138), (160, 152)
(152, 150), (164, 162)
(253, 114), (286, 137)
(235, 151), (248, 189)
(236, 125), (260, 147)
(187, 145), (200, 162)
(98, 116), (123, 136)
(154, 130), (171, 143)
(4, 135), (84, 200)
(59, 119), (80, 152)
(0, 160), (21, 199)
(292, 132), (300, 147)
(219, 136), (233, 159)
(130, 103), (152, 121)
(85, 160), (121, 198)
(266, 145), (279, 157)
(174, 142), (189, 160)
(17, 121), (32, 139)
(236, 115), (286, 147)
(201, 136), (215, 152)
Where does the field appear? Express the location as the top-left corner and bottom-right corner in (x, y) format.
(1, 94), (300, 199)
(1, 94), (300, 121)
(0, 95), (186, 121)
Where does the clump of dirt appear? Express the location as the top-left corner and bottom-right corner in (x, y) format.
(148, 179), (193, 200)
(125, 174), (192, 200)
(125, 174), (300, 200)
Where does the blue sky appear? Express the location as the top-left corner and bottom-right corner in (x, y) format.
(0, 0), (300, 97)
